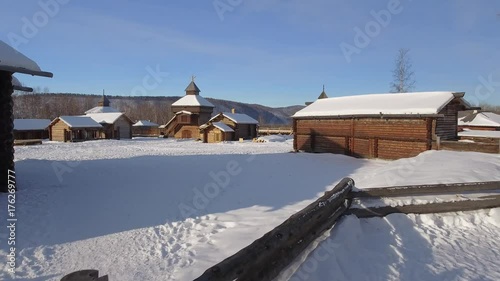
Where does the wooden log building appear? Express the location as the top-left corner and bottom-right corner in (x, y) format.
(49, 116), (103, 142)
(0, 40), (52, 192)
(202, 110), (258, 142)
(85, 95), (133, 139)
(160, 78), (214, 139)
(292, 91), (473, 160)
(458, 111), (500, 131)
(132, 120), (160, 137)
(200, 121), (235, 143)
(14, 119), (51, 140)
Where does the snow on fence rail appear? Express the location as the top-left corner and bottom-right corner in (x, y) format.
(350, 181), (500, 198)
(194, 177), (354, 281)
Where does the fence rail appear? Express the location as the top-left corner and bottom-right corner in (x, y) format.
(350, 181), (500, 198)
(194, 177), (354, 281)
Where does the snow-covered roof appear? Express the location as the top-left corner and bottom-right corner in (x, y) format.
(133, 120), (159, 127)
(211, 112), (259, 124)
(172, 95), (214, 107)
(176, 110), (193, 115)
(459, 130), (500, 139)
(0, 40), (52, 77)
(458, 112), (500, 128)
(85, 112), (125, 124)
(57, 116), (103, 129)
(85, 106), (121, 114)
(293, 91), (470, 118)
(212, 122), (235, 132)
(14, 119), (51, 131)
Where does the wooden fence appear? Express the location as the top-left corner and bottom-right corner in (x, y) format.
(61, 180), (500, 280)
(194, 177), (354, 281)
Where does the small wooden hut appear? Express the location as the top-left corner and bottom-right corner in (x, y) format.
(132, 120), (160, 137)
(293, 91), (473, 160)
(200, 122), (235, 143)
(206, 110), (259, 140)
(49, 116), (103, 142)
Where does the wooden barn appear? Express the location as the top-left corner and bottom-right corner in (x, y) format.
(85, 95), (133, 139)
(49, 116), (103, 142)
(160, 79), (214, 139)
(204, 110), (259, 140)
(132, 120), (160, 137)
(0, 40), (52, 192)
(14, 119), (51, 140)
(458, 111), (500, 131)
(200, 122), (235, 143)
(292, 91), (473, 160)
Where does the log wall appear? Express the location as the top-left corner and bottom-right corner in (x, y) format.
(435, 101), (461, 140)
(294, 118), (432, 159)
(0, 71), (14, 193)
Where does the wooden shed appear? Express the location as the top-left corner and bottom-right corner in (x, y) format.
(0, 40), (52, 192)
(14, 119), (51, 140)
(207, 111), (259, 140)
(132, 120), (160, 137)
(85, 95), (133, 139)
(200, 122), (235, 143)
(292, 91), (473, 160)
(458, 111), (500, 131)
(49, 116), (103, 142)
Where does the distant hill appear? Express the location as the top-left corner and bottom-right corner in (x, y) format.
(13, 93), (305, 125)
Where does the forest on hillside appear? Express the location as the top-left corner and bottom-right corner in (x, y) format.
(12, 92), (303, 125)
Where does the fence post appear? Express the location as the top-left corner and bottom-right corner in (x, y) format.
(436, 136), (441, 150)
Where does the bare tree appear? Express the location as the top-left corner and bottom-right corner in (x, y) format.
(390, 48), (416, 93)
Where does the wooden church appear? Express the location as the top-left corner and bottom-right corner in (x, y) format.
(160, 78), (214, 139)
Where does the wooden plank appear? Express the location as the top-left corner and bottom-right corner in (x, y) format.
(194, 178), (354, 281)
(350, 181), (500, 198)
(347, 194), (500, 218)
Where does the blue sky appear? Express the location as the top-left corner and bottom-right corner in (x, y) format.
(1, 0), (499, 107)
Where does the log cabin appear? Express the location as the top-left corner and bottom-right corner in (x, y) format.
(202, 110), (258, 141)
(49, 116), (103, 142)
(292, 91), (473, 160)
(458, 111), (500, 131)
(160, 79), (214, 139)
(200, 122), (235, 143)
(0, 40), (52, 192)
(14, 119), (51, 140)
(132, 120), (160, 137)
(85, 95), (133, 139)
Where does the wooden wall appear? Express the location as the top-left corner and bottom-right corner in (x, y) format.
(132, 127), (160, 137)
(203, 127), (234, 143)
(174, 125), (200, 139)
(114, 116), (132, 139)
(435, 101), (461, 140)
(14, 130), (49, 140)
(0, 71), (14, 193)
(50, 119), (70, 142)
(294, 118), (432, 160)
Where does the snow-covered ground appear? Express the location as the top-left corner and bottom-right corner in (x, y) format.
(1, 138), (499, 281)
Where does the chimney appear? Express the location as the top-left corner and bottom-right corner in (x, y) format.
(231, 108), (236, 114)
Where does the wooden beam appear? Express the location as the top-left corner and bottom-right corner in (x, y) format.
(350, 181), (500, 198)
(194, 178), (354, 281)
(347, 195), (500, 218)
